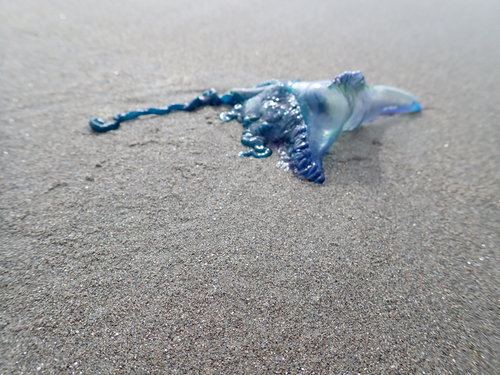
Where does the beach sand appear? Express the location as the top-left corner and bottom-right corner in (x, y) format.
(1, 0), (498, 373)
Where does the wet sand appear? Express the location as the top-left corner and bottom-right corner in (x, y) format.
(1, 0), (498, 373)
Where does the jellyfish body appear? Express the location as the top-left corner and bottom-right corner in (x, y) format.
(89, 71), (421, 183)
(220, 71), (421, 183)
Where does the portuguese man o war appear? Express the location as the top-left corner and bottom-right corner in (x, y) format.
(89, 71), (421, 183)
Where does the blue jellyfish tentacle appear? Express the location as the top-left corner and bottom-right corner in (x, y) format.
(232, 82), (326, 183)
(239, 126), (273, 158)
(239, 145), (273, 158)
(89, 89), (237, 133)
(234, 83), (293, 160)
(285, 115), (325, 184)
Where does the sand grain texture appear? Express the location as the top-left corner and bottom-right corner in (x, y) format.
(1, 0), (499, 374)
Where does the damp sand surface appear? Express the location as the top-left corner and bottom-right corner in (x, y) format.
(1, 0), (499, 373)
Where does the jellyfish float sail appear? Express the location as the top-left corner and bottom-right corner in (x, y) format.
(89, 71), (421, 184)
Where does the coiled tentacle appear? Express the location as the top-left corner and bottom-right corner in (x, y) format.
(89, 90), (236, 133)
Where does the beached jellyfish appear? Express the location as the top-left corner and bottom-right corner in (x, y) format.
(90, 71), (421, 183)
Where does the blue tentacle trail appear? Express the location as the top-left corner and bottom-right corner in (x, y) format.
(89, 90), (236, 133)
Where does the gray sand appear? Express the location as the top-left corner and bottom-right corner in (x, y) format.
(1, 0), (498, 373)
